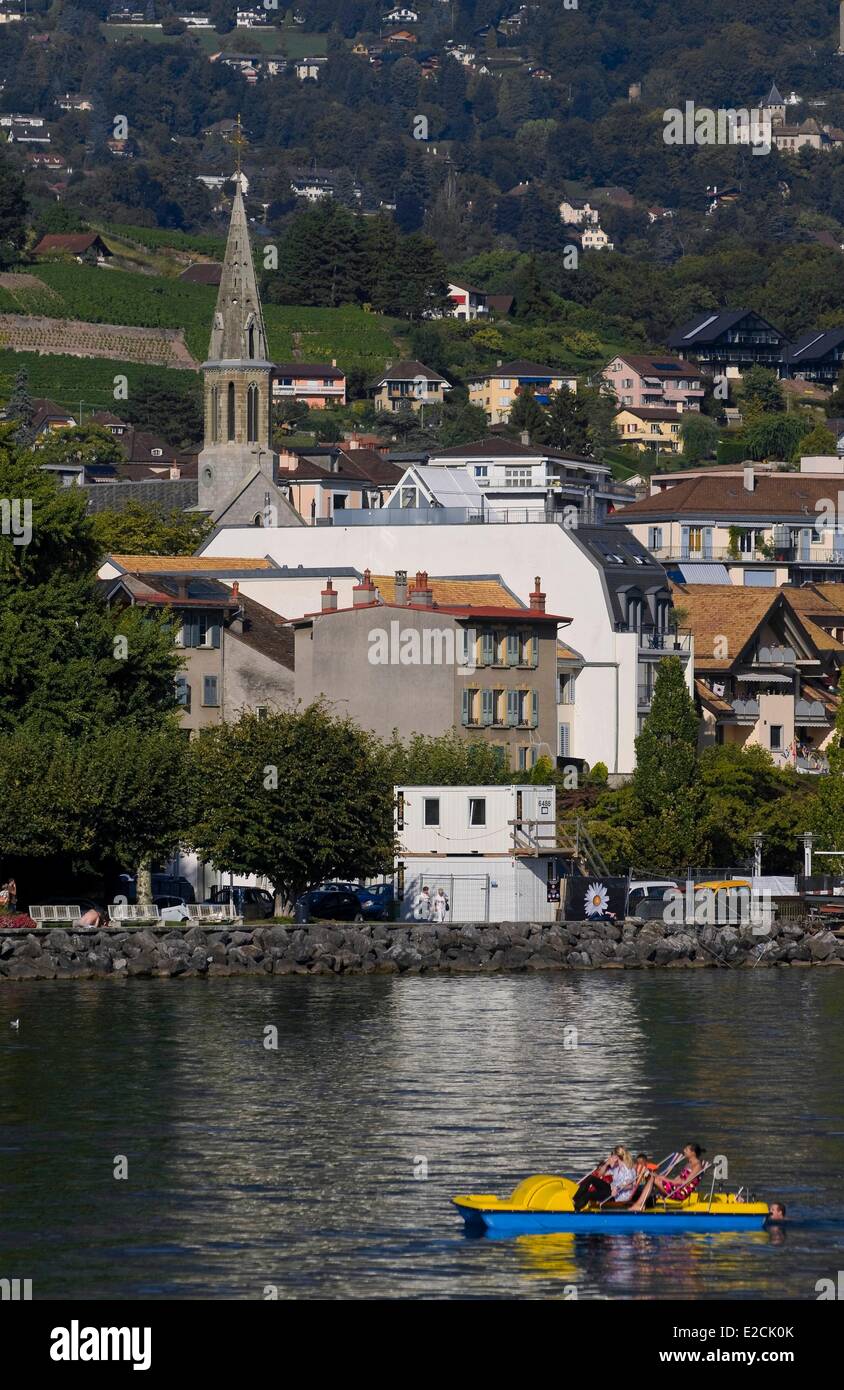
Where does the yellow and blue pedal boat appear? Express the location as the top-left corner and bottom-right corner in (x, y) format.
(452, 1174), (769, 1235)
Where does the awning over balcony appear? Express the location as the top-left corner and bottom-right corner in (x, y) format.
(667, 561), (731, 584)
(735, 672), (793, 684)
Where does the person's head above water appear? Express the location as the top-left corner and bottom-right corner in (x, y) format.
(768, 1202), (787, 1221)
(684, 1143), (705, 1161)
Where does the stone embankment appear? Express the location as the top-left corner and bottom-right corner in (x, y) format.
(1, 918), (843, 981)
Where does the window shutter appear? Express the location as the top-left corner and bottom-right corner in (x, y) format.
(529, 631), (538, 668)
(531, 691), (539, 729)
(208, 620), (221, 649)
(461, 688), (471, 726)
(507, 632), (520, 666)
(559, 722), (570, 756)
(203, 675), (219, 707)
(482, 689), (494, 725)
(506, 690), (519, 726)
(175, 676), (190, 708)
(482, 630), (495, 665)
(185, 612), (200, 648)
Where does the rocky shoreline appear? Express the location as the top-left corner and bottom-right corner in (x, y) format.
(1, 917), (844, 980)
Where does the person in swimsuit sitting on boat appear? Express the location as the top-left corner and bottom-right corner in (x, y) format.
(627, 1143), (705, 1212)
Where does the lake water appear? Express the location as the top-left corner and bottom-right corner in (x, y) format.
(1, 971), (842, 1300)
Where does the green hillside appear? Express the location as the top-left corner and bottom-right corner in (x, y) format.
(0, 263), (402, 384)
(0, 351), (190, 418)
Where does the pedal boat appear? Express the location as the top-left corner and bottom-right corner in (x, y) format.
(452, 1174), (769, 1235)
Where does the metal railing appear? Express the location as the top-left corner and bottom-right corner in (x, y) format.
(639, 630), (693, 653)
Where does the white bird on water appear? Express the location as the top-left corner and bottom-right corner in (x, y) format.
(10, 1019), (20, 1030)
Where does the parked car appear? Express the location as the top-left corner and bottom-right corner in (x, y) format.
(317, 881), (394, 920)
(115, 873), (196, 905)
(295, 889), (365, 923)
(355, 883), (394, 921)
(207, 885), (275, 921)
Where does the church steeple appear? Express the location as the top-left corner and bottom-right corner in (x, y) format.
(196, 168), (294, 521)
(207, 180), (269, 364)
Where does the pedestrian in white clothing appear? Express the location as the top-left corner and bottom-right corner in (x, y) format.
(412, 886), (431, 921)
(431, 888), (449, 923)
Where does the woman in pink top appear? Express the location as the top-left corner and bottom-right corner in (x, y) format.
(627, 1143), (705, 1212)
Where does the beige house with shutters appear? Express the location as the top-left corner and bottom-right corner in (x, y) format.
(291, 570), (566, 770)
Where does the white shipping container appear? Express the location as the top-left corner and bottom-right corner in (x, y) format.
(395, 784), (556, 856)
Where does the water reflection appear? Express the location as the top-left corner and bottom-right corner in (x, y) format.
(0, 972), (841, 1299)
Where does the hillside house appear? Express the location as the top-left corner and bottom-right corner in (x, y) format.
(468, 360), (577, 425)
(603, 354), (704, 411)
(667, 310), (786, 375)
(614, 406), (684, 454)
(32, 232), (112, 263)
(272, 361), (346, 409)
(369, 361), (452, 413)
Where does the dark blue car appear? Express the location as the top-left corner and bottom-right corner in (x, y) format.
(314, 882), (395, 921)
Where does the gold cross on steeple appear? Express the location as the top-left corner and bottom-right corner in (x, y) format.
(230, 113), (248, 177)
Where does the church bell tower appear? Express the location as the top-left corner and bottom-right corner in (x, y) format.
(197, 168), (278, 515)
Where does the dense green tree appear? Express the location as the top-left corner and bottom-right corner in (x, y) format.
(30, 424), (123, 471)
(506, 386), (547, 443)
(739, 365), (785, 416)
(437, 398), (489, 447)
(628, 656), (710, 873)
(383, 729), (512, 786)
(742, 412), (812, 461)
(542, 387), (591, 453)
(809, 699), (844, 854)
(0, 426), (180, 737)
(124, 381), (203, 449)
(679, 412), (720, 465)
(187, 705), (396, 910)
(0, 150), (27, 268)
(792, 421), (837, 460)
(90, 502), (214, 557)
(6, 367), (35, 448)
(0, 724), (189, 893)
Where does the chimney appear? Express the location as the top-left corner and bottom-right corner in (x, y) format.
(676, 401), (684, 414)
(321, 578), (338, 611)
(530, 576), (546, 612)
(231, 580), (240, 600)
(497, 359), (503, 367)
(352, 568), (377, 607)
(394, 569), (408, 605)
(743, 466), (755, 493)
(520, 430), (530, 445)
(409, 569), (433, 607)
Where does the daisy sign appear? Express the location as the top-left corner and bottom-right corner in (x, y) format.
(584, 882), (611, 918)
(563, 876), (627, 923)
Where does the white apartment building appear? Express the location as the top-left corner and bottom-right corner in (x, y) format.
(199, 519), (692, 776)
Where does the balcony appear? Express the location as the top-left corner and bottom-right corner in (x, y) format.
(639, 630), (693, 654)
(795, 699), (828, 721)
(731, 699), (760, 719)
